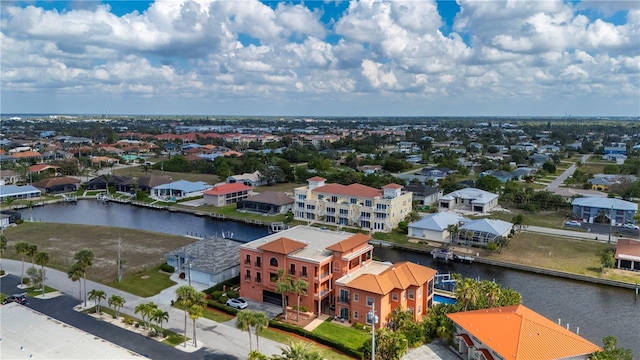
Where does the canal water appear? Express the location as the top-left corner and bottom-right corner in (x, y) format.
(18, 200), (640, 353)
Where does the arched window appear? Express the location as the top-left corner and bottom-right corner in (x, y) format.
(270, 257), (278, 267)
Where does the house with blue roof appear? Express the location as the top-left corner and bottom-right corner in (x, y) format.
(0, 184), (42, 202)
(572, 197), (637, 225)
(151, 180), (213, 201)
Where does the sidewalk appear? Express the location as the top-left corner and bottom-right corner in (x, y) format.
(0, 259), (283, 358)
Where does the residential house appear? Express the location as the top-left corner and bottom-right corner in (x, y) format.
(480, 170), (513, 183)
(85, 175), (131, 191)
(404, 184), (442, 206)
(550, 187), (606, 202)
(588, 174), (638, 191)
(602, 153), (627, 164)
(0, 170), (22, 185)
(565, 141), (583, 151)
(447, 304), (601, 360)
(202, 183), (253, 207)
(293, 177), (413, 233)
(32, 177), (80, 194)
(603, 145), (627, 155)
(227, 171), (267, 187)
(28, 164), (59, 176)
(137, 175), (172, 191)
(615, 239), (640, 271)
(572, 197), (637, 225)
(421, 167), (452, 181)
(356, 165), (383, 175)
(510, 142), (536, 152)
(408, 212), (468, 243)
(239, 226), (437, 328)
(151, 180), (212, 201)
(455, 219), (513, 247)
(0, 185), (42, 202)
(529, 153), (550, 167)
(0, 214), (10, 229)
(538, 145), (560, 153)
(439, 188), (499, 213)
(166, 237), (241, 286)
(237, 191), (294, 215)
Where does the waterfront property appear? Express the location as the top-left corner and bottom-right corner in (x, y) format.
(0, 184), (42, 202)
(571, 197), (638, 225)
(439, 188), (499, 214)
(293, 177), (413, 233)
(150, 180), (212, 201)
(166, 237), (241, 286)
(239, 226), (437, 328)
(203, 183), (253, 207)
(227, 170), (267, 187)
(407, 212), (468, 243)
(615, 238), (640, 271)
(455, 219), (513, 247)
(237, 191), (294, 215)
(447, 304), (601, 360)
(32, 176), (80, 194)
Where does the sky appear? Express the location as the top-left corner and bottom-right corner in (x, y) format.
(1, 0), (639, 117)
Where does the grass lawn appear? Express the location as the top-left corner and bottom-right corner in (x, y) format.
(2, 223), (195, 284)
(107, 265), (176, 298)
(311, 321), (369, 354)
(257, 328), (354, 360)
(253, 182), (303, 194)
(581, 163), (606, 175)
(0, 293), (6, 302)
(205, 204), (288, 223)
(486, 210), (568, 229)
(113, 167), (220, 185)
(200, 306), (234, 322)
(25, 285), (58, 297)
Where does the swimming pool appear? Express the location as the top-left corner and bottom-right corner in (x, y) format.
(434, 294), (457, 305)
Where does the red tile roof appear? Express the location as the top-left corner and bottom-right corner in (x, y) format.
(33, 176), (80, 188)
(615, 238), (640, 258)
(313, 183), (382, 198)
(12, 151), (42, 158)
(447, 304), (602, 360)
(307, 176), (326, 181)
(346, 262), (437, 295)
(204, 183), (253, 196)
(383, 183), (403, 189)
(258, 237), (307, 255)
(326, 233), (371, 252)
(29, 164), (59, 173)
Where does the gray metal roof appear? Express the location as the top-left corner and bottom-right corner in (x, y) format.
(572, 197), (637, 211)
(166, 237), (241, 274)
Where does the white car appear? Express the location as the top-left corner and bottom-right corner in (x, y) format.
(226, 298), (248, 309)
(565, 220), (581, 227)
(622, 223), (640, 230)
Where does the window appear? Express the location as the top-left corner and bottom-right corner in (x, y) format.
(245, 269), (251, 281)
(256, 272), (262, 283)
(354, 293), (359, 302)
(339, 209), (348, 215)
(331, 196), (338, 203)
(270, 257), (278, 267)
(245, 254), (251, 265)
(255, 256), (262, 267)
(360, 212), (371, 219)
(366, 296), (374, 307)
(354, 311), (359, 319)
(365, 200), (372, 207)
(318, 194), (324, 200)
(306, 204), (315, 210)
(297, 202), (304, 208)
(350, 198), (357, 204)
(301, 266), (308, 277)
(270, 272), (278, 282)
(306, 213), (315, 220)
(376, 204), (387, 210)
(392, 292), (398, 301)
(289, 264), (296, 276)
(339, 289), (350, 304)
(327, 207), (336, 214)
(408, 289), (415, 300)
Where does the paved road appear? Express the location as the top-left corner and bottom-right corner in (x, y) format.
(545, 154), (590, 191)
(524, 225), (628, 243)
(1, 259), (283, 359)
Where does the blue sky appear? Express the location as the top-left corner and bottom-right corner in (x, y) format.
(1, 0), (638, 116)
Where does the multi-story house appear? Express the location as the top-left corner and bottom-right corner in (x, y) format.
(239, 226), (437, 328)
(293, 177), (412, 233)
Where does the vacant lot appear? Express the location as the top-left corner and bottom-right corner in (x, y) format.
(113, 167), (220, 184)
(2, 222), (195, 283)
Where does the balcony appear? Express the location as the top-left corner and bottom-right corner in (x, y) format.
(289, 269), (296, 276)
(337, 297), (350, 304)
(255, 277), (262, 284)
(319, 289), (331, 298)
(244, 275), (251, 281)
(244, 259), (251, 265)
(301, 272), (308, 278)
(254, 261), (262, 267)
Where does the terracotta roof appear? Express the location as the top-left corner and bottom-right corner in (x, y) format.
(346, 262), (437, 295)
(29, 164), (59, 172)
(12, 151), (42, 158)
(307, 176), (326, 181)
(382, 183), (403, 189)
(313, 183), (382, 198)
(33, 176), (80, 188)
(447, 304), (602, 360)
(243, 191), (294, 206)
(615, 238), (640, 258)
(326, 233), (371, 252)
(258, 237), (307, 255)
(204, 183), (253, 195)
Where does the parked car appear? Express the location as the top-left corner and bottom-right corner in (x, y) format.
(565, 220), (581, 227)
(622, 223), (640, 230)
(2, 293), (27, 305)
(226, 298), (248, 310)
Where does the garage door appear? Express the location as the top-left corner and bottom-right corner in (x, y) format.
(263, 290), (283, 306)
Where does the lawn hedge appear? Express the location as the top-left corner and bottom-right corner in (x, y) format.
(207, 300), (238, 316)
(203, 276), (240, 294)
(268, 319), (363, 359)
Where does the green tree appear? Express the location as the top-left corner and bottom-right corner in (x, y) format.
(456, 278), (480, 311)
(476, 175), (502, 193)
(542, 161), (557, 174)
(248, 350), (269, 360)
(67, 263), (84, 301)
(0, 234), (7, 272)
(189, 304), (204, 346)
(590, 336), (633, 360)
(291, 278), (309, 322)
(273, 341), (322, 360)
(175, 285), (205, 347)
(151, 308), (169, 329)
(274, 269), (293, 319)
(74, 249), (94, 307)
(601, 250), (615, 269)
(483, 281), (502, 308)
(135, 302), (157, 328)
(108, 295), (126, 319)
(16, 241), (30, 281)
(88, 289), (107, 313)
(25, 243), (38, 268)
(511, 213), (528, 232)
(362, 327), (409, 360)
(446, 224), (459, 244)
(252, 311), (269, 351)
(34, 251), (49, 297)
(236, 309), (254, 352)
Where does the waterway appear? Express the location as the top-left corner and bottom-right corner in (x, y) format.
(18, 200), (640, 354)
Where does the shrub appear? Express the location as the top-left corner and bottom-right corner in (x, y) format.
(22, 277), (30, 285)
(0, 270), (5, 276)
(203, 276), (241, 294)
(268, 320), (363, 359)
(210, 291), (223, 300)
(16, 219), (24, 225)
(160, 263), (175, 273)
(226, 290), (239, 299)
(290, 305), (309, 312)
(352, 322), (366, 331)
(207, 300), (238, 316)
(218, 295), (228, 305)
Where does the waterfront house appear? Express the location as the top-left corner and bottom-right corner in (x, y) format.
(227, 171), (267, 187)
(571, 197), (637, 225)
(447, 304), (601, 360)
(239, 226), (437, 328)
(150, 180), (212, 201)
(237, 191), (294, 215)
(614, 239), (640, 271)
(137, 175), (172, 191)
(293, 177), (413, 233)
(0, 184), (42, 203)
(166, 237), (240, 286)
(407, 212), (468, 243)
(439, 188), (499, 214)
(32, 176), (80, 195)
(455, 219), (513, 247)
(202, 183), (253, 207)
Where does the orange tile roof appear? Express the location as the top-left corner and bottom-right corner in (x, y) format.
(29, 164), (59, 172)
(12, 151), (42, 158)
(33, 176), (81, 188)
(346, 262), (437, 295)
(326, 233), (371, 252)
(313, 183), (382, 198)
(382, 183), (403, 189)
(204, 183), (252, 195)
(258, 237), (307, 255)
(446, 304), (602, 360)
(615, 238), (640, 258)
(307, 176), (326, 181)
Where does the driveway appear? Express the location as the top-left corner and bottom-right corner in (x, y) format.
(546, 154), (590, 191)
(402, 342), (461, 360)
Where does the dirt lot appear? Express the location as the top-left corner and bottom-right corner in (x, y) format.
(2, 222), (195, 282)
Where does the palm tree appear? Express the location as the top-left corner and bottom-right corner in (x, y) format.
(252, 311), (269, 351)
(511, 213), (527, 232)
(484, 281), (502, 308)
(135, 302), (157, 328)
(68, 263), (84, 301)
(273, 341), (322, 360)
(34, 251), (49, 297)
(291, 278), (308, 322)
(26, 243), (38, 268)
(446, 224), (459, 244)
(0, 234), (7, 272)
(88, 289), (107, 313)
(74, 249), (94, 307)
(151, 308), (169, 330)
(236, 310), (254, 352)
(175, 285), (197, 347)
(274, 269), (292, 319)
(15, 241), (30, 282)
(188, 304), (204, 347)
(108, 295), (126, 319)
(456, 277), (480, 311)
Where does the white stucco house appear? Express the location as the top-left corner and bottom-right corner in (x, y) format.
(408, 212), (468, 243)
(439, 188), (499, 213)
